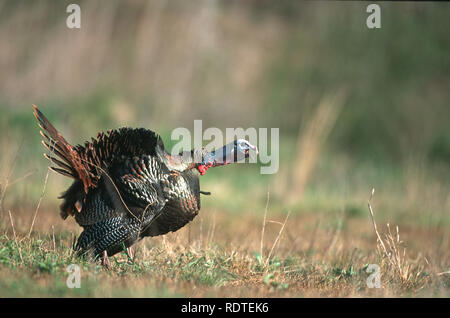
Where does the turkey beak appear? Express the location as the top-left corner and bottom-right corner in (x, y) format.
(222, 140), (257, 163)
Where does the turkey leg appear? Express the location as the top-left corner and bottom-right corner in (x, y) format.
(101, 251), (111, 269)
(126, 247), (134, 260)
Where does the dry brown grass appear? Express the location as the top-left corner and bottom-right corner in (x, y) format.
(0, 201), (447, 297)
(367, 188), (439, 291)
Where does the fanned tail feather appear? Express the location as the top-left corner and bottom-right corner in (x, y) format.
(32, 105), (93, 193)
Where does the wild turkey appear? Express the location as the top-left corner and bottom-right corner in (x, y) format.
(32, 105), (258, 267)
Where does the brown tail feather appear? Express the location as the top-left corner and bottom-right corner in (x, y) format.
(41, 140), (73, 167)
(43, 153), (75, 175)
(33, 105), (93, 193)
(50, 166), (76, 179)
(40, 131), (73, 165)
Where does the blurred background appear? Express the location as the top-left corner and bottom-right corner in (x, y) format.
(0, 0), (449, 229)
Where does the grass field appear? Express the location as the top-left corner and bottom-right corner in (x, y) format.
(0, 208), (448, 297)
(0, 152), (448, 297)
(0, 1), (449, 298)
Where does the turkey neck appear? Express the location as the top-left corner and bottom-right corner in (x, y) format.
(159, 148), (208, 172)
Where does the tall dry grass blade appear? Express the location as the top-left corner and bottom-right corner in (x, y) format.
(28, 167), (50, 238)
(207, 209), (217, 249)
(264, 210), (291, 271)
(437, 271), (450, 276)
(260, 189), (270, 265)
(8, 210), (23, 265)
(52, 225), (56, 252)
(8, 169), (37, 187)
(367, 188), (389, 256)
(367, 188), (423, 284)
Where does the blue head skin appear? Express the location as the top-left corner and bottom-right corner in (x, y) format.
(198, 139), (258, 175)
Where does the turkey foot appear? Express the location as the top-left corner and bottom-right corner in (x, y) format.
(101, 251), (111, 269)
(126, 247), (134, 261)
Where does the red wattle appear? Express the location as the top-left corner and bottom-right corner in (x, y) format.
(198, 165), (207, 176)
(198, 161), (214, 176)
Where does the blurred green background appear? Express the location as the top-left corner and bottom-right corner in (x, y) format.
(0, 1), (449, 226)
